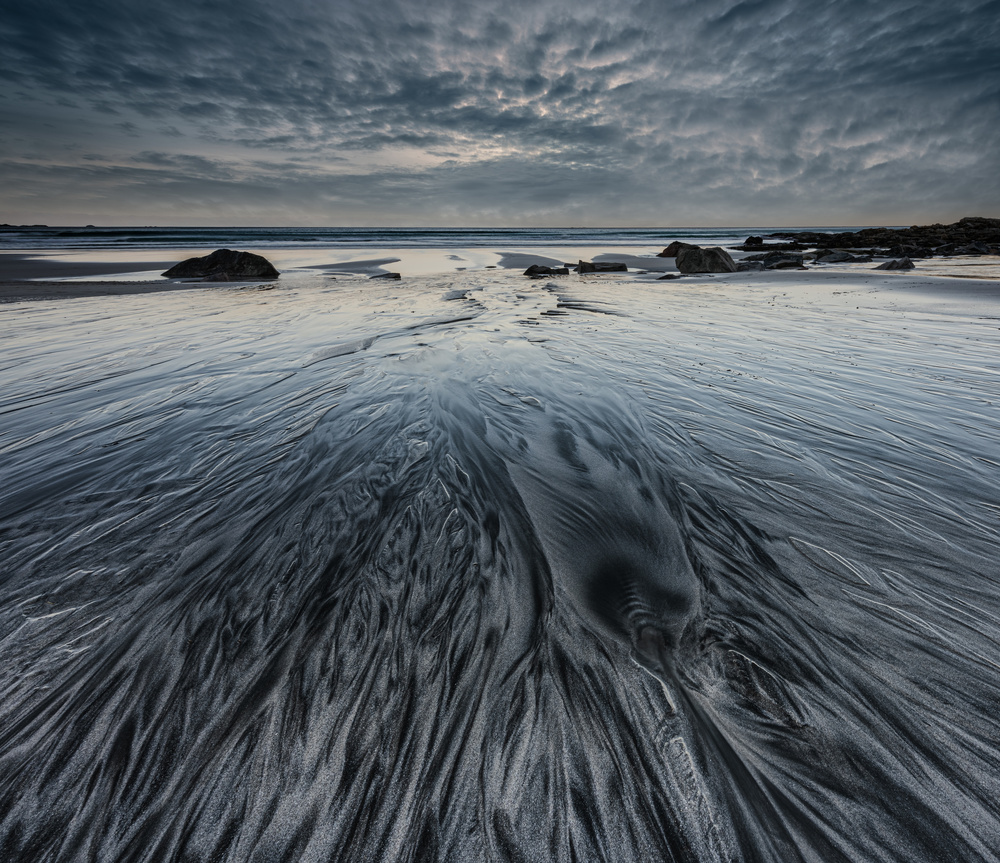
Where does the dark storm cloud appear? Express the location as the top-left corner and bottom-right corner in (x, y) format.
(1, 0), (998, 223)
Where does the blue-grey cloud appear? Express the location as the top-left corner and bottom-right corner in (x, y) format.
(1, 0), (998, 224)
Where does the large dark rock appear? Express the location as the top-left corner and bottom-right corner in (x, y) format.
(524, 264), (569, 276)
(162, 249), (279, 280)
(657, 241), (699, 258)
(874, 258), (915, 270)
(736, 261), (765, 272)
(576, 260), (628, 273)
(369, 271), (401, 279)
(676, 247), (737, 273)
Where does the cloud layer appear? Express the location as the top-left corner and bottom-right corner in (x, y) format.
(1, 0), (998, 225)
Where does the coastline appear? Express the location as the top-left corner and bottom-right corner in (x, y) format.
(2, 251), (998, 307)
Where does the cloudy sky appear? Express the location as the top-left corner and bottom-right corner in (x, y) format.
(1, 0), (998, 226)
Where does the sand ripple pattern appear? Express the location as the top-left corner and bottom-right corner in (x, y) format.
(1, 274), (999, 862)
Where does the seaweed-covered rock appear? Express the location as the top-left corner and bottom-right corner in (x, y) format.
(162, 249), (279, 280)
(676, 247), (737, 273)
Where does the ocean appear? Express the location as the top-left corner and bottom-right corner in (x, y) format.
(0, 224), (882, 251)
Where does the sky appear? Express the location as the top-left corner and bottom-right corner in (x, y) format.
(1, 0), (998, 227)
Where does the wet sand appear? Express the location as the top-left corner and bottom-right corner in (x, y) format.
(2, 262), (1000, 861)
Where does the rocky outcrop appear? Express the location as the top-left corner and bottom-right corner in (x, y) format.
(874, 258), (915, 270)
(736, 261), (765, 271)
(369, 271), (401, 279)
(657, 241), (699, 258)
(768, 216), (1000, 254)
(676, 247), (737, 273)
(576, 261), (628, 273)
(162, 249), (279, 280)
(524, 264), (569, 276)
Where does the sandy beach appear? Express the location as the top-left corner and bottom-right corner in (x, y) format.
(2, 239), (1000, 861)
(3, 243), (998, 305)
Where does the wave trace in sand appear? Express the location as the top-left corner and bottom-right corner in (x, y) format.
(1, 273), (999, 862)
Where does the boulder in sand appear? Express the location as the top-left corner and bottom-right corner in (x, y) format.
(874, 258), (915, 270)
(370, 271), (402, 279)
(657, 241), (699, 258)
(162, 248), (279, 280)
(576, 261), (628, 273)
(675, 246), (737, 273)
(524, 264), (569, 276)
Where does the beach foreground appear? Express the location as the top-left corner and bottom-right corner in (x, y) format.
(1, 262), (999, 861)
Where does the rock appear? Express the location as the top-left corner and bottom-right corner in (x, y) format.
(657, 241), (699, 258)
(747, 250), (805, 269)
(576, 260), (628, 273)
(524, 264), (569, 276)
(162, 248), (279, 280)
(369, 272), (401, 279)
(887, 245), (932, 258)
(656, 274), (682, 280)
(736, 261), (765, 271)
(676, 247), (737, 273)
(744, 236), (764, 246)
(956, 241), (990, 254)
(815, 251), (855, 263)
(874, 258), (914, 270)
(734, 241), (807, 252)
(814, 251), (873, 264)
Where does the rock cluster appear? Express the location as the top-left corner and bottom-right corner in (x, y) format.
(742, 251), (806, 270)
(162, 249), (279, 280)
(766, 216), (1000, 257)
